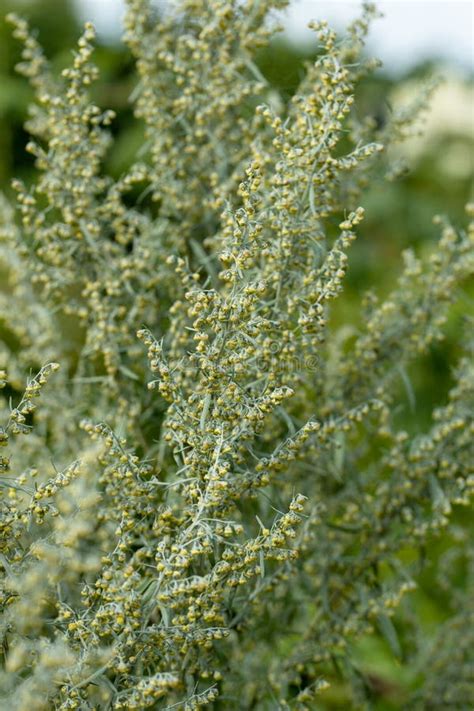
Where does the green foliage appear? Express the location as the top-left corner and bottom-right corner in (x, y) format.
(0, 2), (473, 709)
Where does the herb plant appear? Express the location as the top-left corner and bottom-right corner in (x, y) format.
(0, 2), (472, 709)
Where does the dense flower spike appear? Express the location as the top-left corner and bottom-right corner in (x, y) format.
(0, 2), (472, 709)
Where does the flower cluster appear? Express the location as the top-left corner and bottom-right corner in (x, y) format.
(0, 2), (472, 709)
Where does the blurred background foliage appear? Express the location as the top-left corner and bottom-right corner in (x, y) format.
(0, 1), (472, 708)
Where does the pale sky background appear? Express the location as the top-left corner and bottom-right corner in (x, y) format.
(74, 0), (474, 74)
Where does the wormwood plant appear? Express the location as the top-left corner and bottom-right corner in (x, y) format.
(0, 2), (473, 709)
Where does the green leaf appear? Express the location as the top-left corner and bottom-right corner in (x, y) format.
(377, 613), (402, 660)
